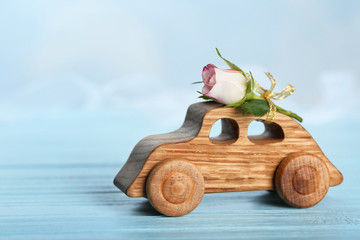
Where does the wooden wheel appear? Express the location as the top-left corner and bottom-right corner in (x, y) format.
(275, 153), (330, 208)
(146, 159), (204, 216)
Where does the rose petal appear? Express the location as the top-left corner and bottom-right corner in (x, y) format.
(202, 84), (212, 95)
(204, 92), (224, 104)
(202, 64), (217, 86)
(206, 68), (247, 105)
(208, 75), (216, 86)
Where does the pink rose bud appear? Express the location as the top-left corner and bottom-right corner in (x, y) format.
(201, 64), (247, 105)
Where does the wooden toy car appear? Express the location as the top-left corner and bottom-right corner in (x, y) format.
(114, 102), (343, 216)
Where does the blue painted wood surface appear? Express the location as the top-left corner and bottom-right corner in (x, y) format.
(0, 112), (359, 239)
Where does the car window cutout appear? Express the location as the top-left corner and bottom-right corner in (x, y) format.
(209, 118), (239, 144)
(247, 120), (284, 144)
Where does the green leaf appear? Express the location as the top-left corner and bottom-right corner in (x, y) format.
(249, 72), (255, 86)
(247, 71), (255, 93)
(192, 81), (203, 84)
(198, 95), (213, 100)
(196, 91), (217, 101)
(216, 48), (246, 77)
(241, 99), (269, 117)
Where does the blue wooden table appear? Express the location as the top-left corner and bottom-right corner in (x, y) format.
(0, 111), (359, 239)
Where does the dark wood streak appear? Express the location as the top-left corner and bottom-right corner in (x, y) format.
(114, 102), (223, 194)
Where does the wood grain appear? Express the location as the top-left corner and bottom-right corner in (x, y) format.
(275, 153), (330, 208)
(146, 159), (204, 216)
(113, 102), (223, 194)
(114, 102), (343, 203)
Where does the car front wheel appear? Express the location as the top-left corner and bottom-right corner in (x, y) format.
(146, 159), (204, 216)
(275, 153), (330, 208)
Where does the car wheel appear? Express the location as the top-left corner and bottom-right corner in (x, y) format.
(275, 153), (330, 208)
(146, 159), (204, 216)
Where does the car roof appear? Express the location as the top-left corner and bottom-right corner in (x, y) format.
(114, 102), (223, 192)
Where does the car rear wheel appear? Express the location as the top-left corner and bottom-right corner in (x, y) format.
(146, 159), (204, 216)
(275, 153), (330, 208)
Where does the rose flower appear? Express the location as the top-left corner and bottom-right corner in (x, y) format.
(202, 64), (247, 105)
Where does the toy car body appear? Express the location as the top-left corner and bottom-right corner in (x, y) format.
(114, 102), (343, 216)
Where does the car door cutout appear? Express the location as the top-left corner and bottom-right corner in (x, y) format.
(247, 120), (284, 144)
(209, 118), (239, 144)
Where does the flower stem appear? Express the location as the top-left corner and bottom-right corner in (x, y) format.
(246, 93), (303, 122)
(245, 92), (263, 101)
(276, 105), (303, 122)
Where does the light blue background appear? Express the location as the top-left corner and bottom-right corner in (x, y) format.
(0, 1), (359, 239)
(1, 0), (360, 126)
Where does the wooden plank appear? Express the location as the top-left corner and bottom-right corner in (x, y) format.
(0, 161), (358, 239)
